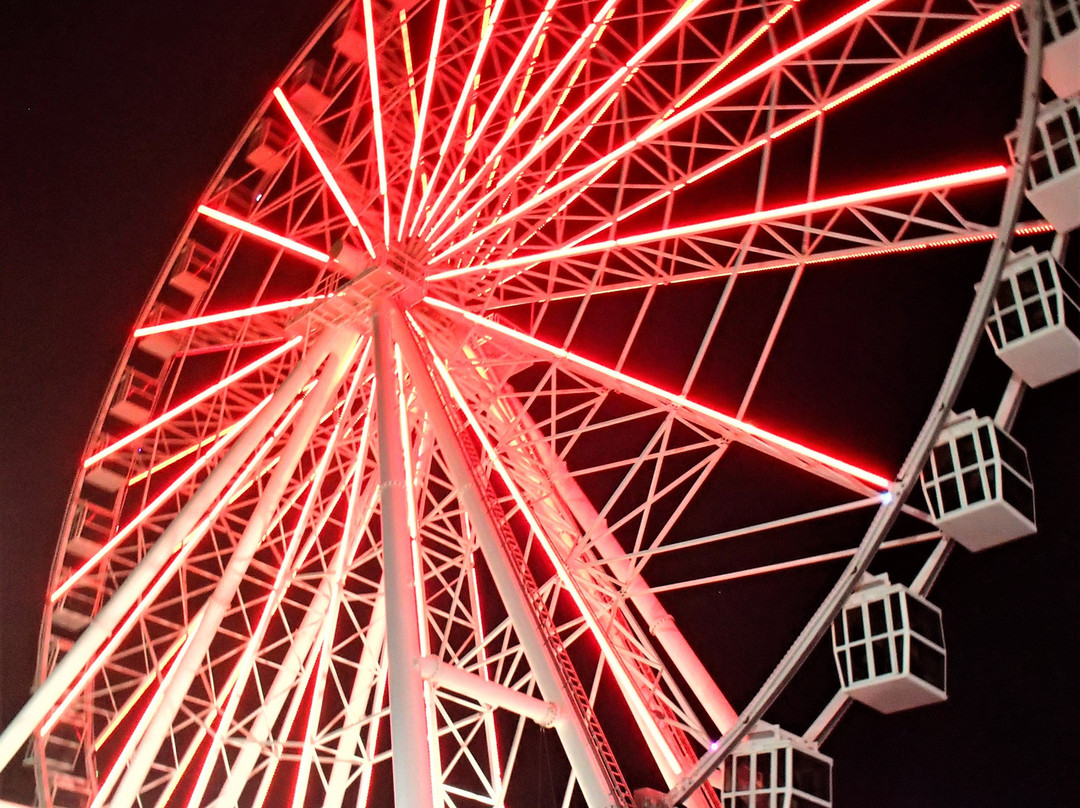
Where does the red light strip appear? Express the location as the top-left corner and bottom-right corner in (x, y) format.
(83, 336), (302, 469)
(399, 10), (421, 130)
(491, 220), (1054, 305)
(91, 623), (193, 749)
(475, 1), (1018, 272)
(198, 205), (330, 263)
(822, 2), (1020, 113)
(360, 0), (392, 245)
(416, 0), (558, 237)
(421, 0), (619, 239)
(429, 0), (893, 256)
(429, 165), (1007, 280)
(51, 392), (279, 603)
(424, 299), (890, 488)
(407, 0), (507, 238)
(397, 0), (450, 242)
(424, 0), (722, 246)
(272, 88), (377, 259)
(134, 295), (326, 337)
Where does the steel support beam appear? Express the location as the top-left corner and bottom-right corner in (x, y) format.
(107, 330), (356, 808)
(0, 331), (336, 774)
(372, 302), (439, 808)
(393, 306), (624, 808)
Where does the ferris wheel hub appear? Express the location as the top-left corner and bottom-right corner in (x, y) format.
(288, 240), (428, 335)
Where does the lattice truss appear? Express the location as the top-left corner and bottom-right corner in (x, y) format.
(25, 1), (1046, 808)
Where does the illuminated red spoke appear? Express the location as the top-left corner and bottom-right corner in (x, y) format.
(91, 617), (195, 750)
(399, 11), (421, 130)
(360, 0), (391, 245)
(49, 395), (310, 756)
(428, 0), (893, 256)
(416, 0), (558, 238)
(415, 324), (701, 779)
(423, 299), (891, 490)
(197, 205), (330, 263)
(86, 610), (212, 808)
(428, 164), (1007, 280)
(487, 221), (1053, 307)
(418, 0), (619, 241)
(51, 396), (270, 602)
(406, 0), (508, 238)
(476, 2), (1020, 271)
(425, 0), (737, 247)
(83, 336), (302, 469)
(134, 295), (328, 338)
(272, 88), (377, 258)
(396, 0), (450, 242)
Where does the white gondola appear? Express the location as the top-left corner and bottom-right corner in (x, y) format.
(721, 724), (832, 808)
(986, 248), (1080, 386)
(1008, 94), (1080, 233)
(919, 411), (1036, 551)
(832, 574), (946, 714)
(166, 239), (218, 302)
(287, 60), (331, 117)
(1040, 1), (1080, 98)
(245, 118), (290, 174)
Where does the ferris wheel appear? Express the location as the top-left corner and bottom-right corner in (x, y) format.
(2, 0), (1078, 807)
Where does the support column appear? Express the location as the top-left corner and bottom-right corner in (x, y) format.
(107, 330), (356, 808)
(372, 302), (438, 808)
(530, 439), (738, 734)
(0, 331), (337, 773)
(393, 308), (624, 808)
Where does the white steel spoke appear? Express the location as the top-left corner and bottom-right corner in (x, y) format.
(16, 4), (1052, 808)
(425, 297), (889, 490)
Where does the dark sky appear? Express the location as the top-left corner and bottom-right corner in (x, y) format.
(0, 1), (1077, 805)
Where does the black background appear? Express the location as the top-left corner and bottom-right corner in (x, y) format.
(1, 1), (1077, 805)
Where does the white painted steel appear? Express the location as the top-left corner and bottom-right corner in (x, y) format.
(373, 303), (439, 808)
(10, 2), (1057, 807)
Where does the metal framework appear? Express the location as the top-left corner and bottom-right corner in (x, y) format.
(0, 1), (1061, 807)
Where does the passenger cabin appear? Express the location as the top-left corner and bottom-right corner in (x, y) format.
(287, 60), (332, 117)
(987, 249), (1080, 386)
(1041, 0), (1080, 98)
(832, 575), (946, 714)
(1008, 94), (1080, 233)
(246, 118), (291, 174)
(919, 412), (1036, 551)
(721, 724), (832, 808)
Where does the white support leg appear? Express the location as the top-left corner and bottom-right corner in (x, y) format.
(529, 438), (738, 734)
(107, 330), (357, 808)
(0, 331), (337, 773)
(392, 307), (624, 808)
(204, 463), (381, 808)
(419, 656), (558, 726)
(372, 302), (439, 808)
(322, 588), (387, 808)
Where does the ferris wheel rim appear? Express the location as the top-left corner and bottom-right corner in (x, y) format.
(15, 2), (1053, 807)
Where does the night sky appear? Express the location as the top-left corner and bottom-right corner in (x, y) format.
(1, 1), (1077, 805)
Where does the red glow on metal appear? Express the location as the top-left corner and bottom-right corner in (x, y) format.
(272, 88), (378, 258)
(52, 393), (278, 603)
(83, 336), (302, 469)
(416, 0), (558, 238)
(424, 300), (891, 489)
(429, 165), (1008, 279)
(135, 296), (326, 337)
(822, 3), (1020, 113)
(198, 205), (331, 263)
(397, 0), (450, 242)
(428, 0), (889, 255)
(407, 0), (507, 238)
(360, 0), (392, 245)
